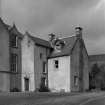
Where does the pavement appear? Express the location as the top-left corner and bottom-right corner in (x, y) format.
(0, 91), (105, 105)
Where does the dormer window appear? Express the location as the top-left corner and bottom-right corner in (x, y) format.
(55, 43), (62, 50)
(10, 34), (18, 47)
(54, 39), (65, 51)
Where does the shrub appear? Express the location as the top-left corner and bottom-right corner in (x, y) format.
(10, 88), (20, 92)
(39, 84), (50, 92)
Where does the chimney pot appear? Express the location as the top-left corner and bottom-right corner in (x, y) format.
(48, 33), (56, 42)
(75, 27), (83, 38)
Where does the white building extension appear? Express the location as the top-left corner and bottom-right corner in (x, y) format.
(48, 56), (71, 92)
(21, 32), (35, 91)
(48, 27), (89, 93)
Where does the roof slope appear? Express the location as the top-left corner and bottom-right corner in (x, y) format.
(0, 18), (11, 32)
(49, 36), (77, 58)
(9, 24), (23, 38)
(29, 35), (51, 48)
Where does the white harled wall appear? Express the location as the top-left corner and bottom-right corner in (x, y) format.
(48, 56), (71, 92)
(21, 34), (35, 91)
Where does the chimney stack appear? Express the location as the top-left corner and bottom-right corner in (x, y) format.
(48, 33), (56, 48)
(75, 27), (83, 38)
(48, 33), (56, 42)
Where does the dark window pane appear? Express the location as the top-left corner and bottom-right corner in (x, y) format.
(74, 76), (78, 86)
(43, 62), (46, 73)
(24, 78), (29, 91)
(54, 60), (59, 69)
(10, 54), (18, 72)
(10, 35), (18, 47)
(40, 53), (43, 59)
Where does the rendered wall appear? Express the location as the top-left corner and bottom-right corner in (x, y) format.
(21, 35), (35, 91)
(48, 56), (70, 92)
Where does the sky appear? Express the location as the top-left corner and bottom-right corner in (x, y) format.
(1, 0), (105, 55)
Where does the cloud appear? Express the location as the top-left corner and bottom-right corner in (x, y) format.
(86, 36), (105, 54)
(1, 0), (105, 54)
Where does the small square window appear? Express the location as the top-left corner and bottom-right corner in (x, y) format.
(54, 60), (59, 69)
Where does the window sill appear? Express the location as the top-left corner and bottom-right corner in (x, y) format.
(10, 71), (18, 74)
(10, 46), (18, 49)
(42, 72), (47, 74)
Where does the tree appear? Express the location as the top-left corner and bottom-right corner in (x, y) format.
(100, 64), (105, 90)
(89, 63), (105, 90)
(89, 63), (100, 90)
(39, 77), (50, 92)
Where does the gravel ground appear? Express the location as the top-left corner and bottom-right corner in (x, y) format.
(0, 92), (105, 105)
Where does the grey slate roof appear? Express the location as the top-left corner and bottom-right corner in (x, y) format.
(29, 35), (51, 48)
(89, 54), (105, 61)
(0, 18), (78, 55)
(48, 35), (77, 58)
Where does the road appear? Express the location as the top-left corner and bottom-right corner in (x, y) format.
(80, 95), (105, 105)
(0, 92), (105, 105)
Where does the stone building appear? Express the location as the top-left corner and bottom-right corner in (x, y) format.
(21, 31), (50, 91)
(0, 18), (89, 92)
(0, 18), (22, 91)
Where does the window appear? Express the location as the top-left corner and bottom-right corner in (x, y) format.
(41, 77), (46, 86)
(10, 54), (18, 72)
(10, 35), (18, 47)
(40, 53), (43, 59)
(43, 62), (46, 73)
(28, 39), (31, 47)
(54, 60), (59, 69)
(55, 42), (62, 50)
(74, 76), (78, 86)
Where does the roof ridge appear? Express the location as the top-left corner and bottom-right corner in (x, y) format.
(28, 34), (51, 48)
(59, 34), (76, 39)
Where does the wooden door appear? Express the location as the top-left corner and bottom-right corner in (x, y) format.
(24, 78), (29, 91)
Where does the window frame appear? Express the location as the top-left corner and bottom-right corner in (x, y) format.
(10, 34), (18, 48)
(74, 76), (78, 86)
(54, 60), (59, 69)
(40, 53), (43, 59)
(10, 53), (18, 73)
(43, 62), (46, 73)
